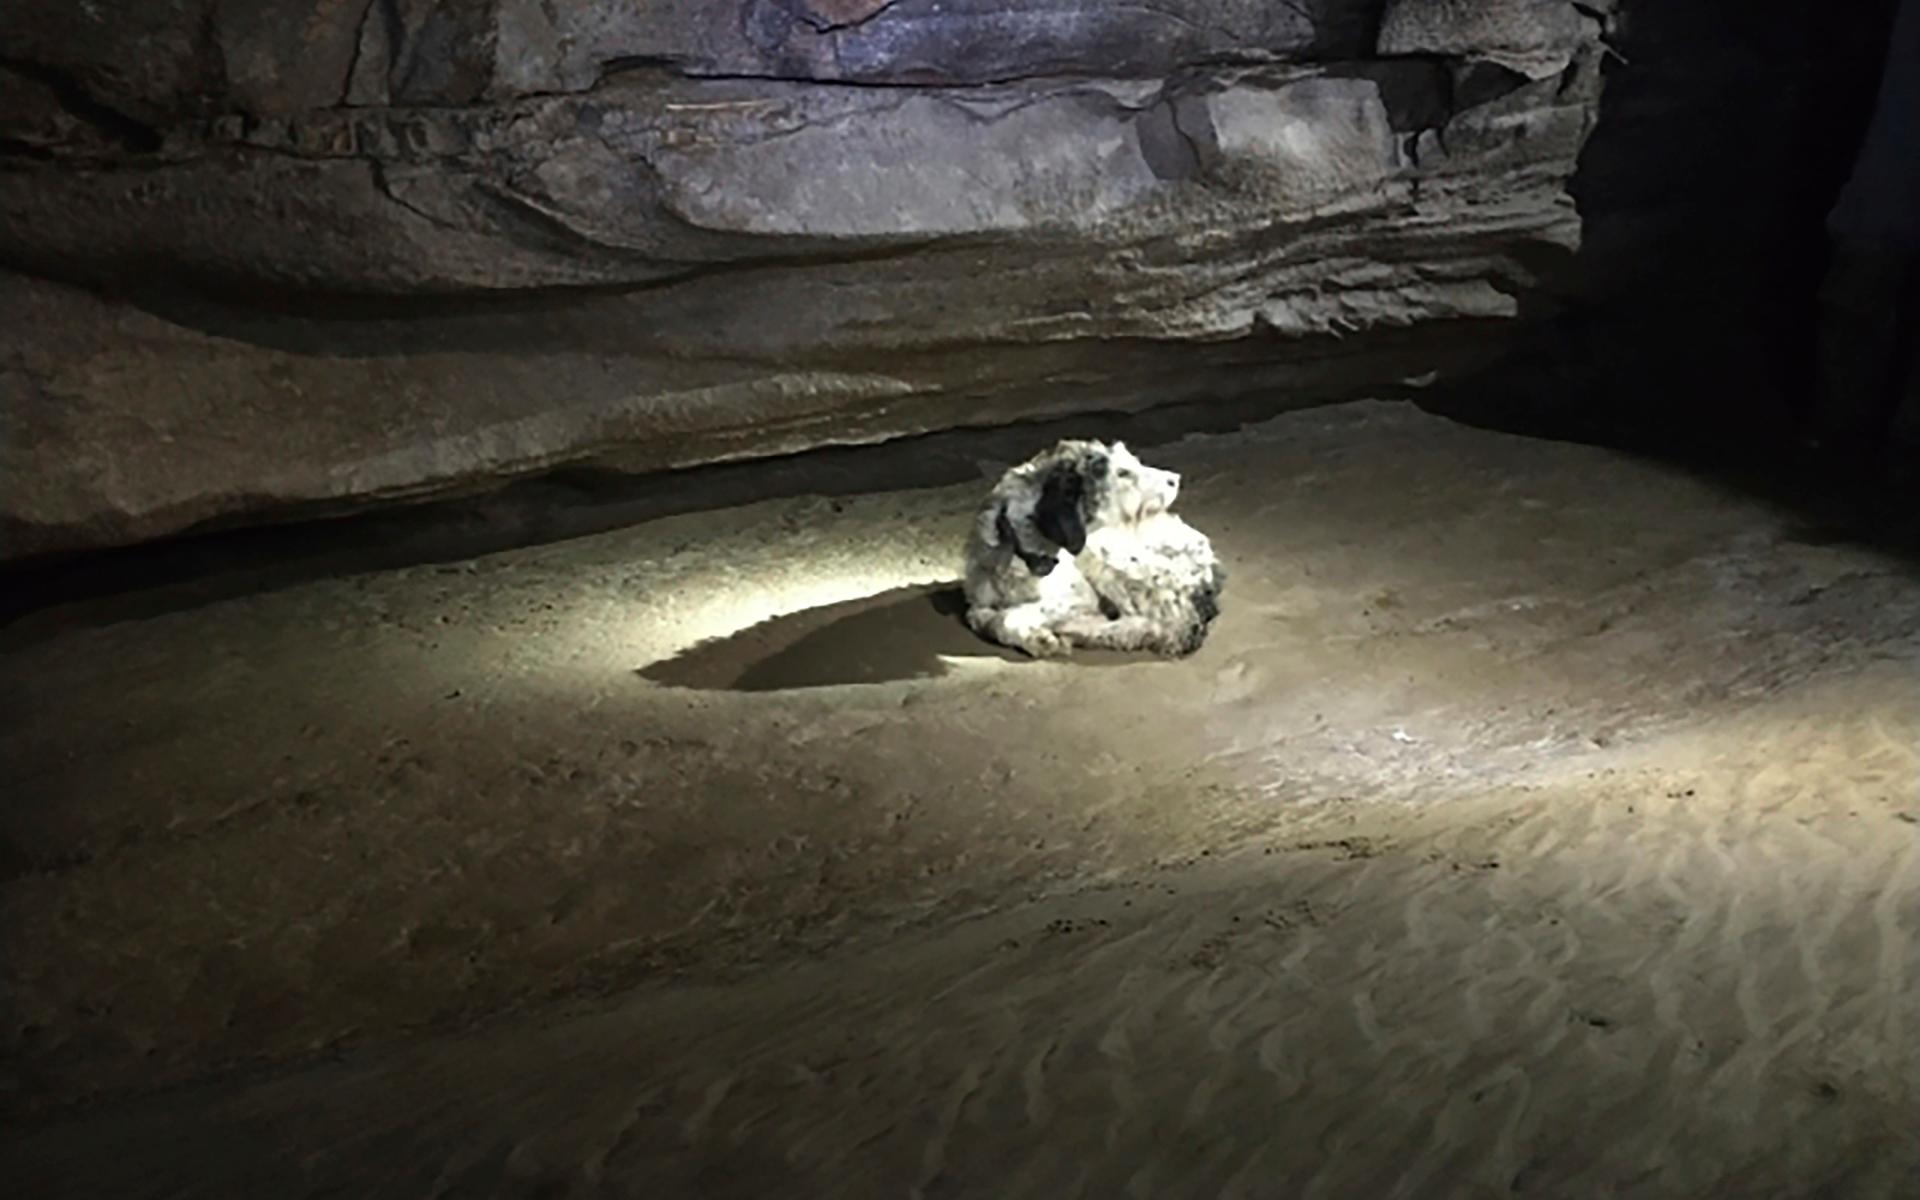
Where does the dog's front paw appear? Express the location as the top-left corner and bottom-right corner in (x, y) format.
(1154, 622), (1210, 658)
(1021, 627), (1073, 659)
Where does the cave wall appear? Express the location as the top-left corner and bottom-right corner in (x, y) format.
(1821, 0), (1920, 459)
(1417, 2), (1903, 453)
(0, 1), (1888, 560)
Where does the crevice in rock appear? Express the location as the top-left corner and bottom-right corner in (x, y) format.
(0, 138), (59, 163)
(598, 65), (1187, 94)
(0, 59), (163, 154)
(593, 54), (694, 90)
(588, 51), (1392, 99)
(1136, 94), (1201, 180)
(1451, 59), (1533, 110)
(1570, 2), (1615, 38)
(1323, 58), (1454, 133)
(790, 0), (904, 34)
(338, 0), (386, 107)
(1168, 90), (1222, 172)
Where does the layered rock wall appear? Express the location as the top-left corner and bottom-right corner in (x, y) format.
(0, 1), (1872, 559)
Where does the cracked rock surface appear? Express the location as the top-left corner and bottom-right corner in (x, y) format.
(0, 0), (1617, 559)
(0, 1), (1889, 561)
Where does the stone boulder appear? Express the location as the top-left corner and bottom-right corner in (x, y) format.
(0, 1), (1615, 559)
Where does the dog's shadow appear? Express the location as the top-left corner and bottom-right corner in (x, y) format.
(639, 584), (1008, 691)
(637, 583), (1146, 692)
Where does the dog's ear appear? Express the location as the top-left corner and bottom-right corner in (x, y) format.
(1034, 465), (1088, 555)
(997, 506), (1058, 575)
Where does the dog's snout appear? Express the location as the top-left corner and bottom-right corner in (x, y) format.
(1153, 468), (1180, 507)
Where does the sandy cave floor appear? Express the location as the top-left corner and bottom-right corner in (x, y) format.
(2, 401), (1917, 1198)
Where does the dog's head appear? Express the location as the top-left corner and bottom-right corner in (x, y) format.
(1019, 440), (1180, 560)
(1101, 441), (1180, 526)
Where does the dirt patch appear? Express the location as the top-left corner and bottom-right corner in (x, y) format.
(1, 401), (1916, 1197)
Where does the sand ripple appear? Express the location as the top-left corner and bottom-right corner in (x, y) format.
(6, 675), (1914, 1199)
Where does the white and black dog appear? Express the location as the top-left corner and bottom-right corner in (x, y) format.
(963, 439), (1225, 659)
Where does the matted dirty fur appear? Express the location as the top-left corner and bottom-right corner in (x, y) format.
(962, 439), (1225, 658)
